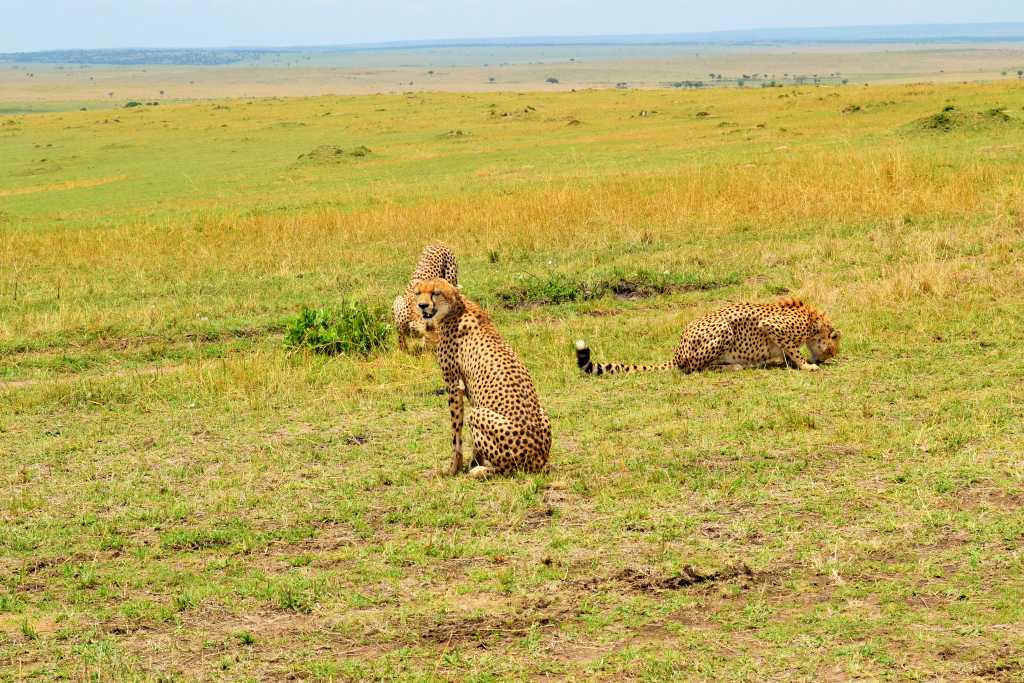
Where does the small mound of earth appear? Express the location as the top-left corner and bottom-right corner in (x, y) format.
(296, 144), (371, 163)
(614, 562), (754, 591)
(904, 107), (1020, 134)
(577, 561), (759, 593)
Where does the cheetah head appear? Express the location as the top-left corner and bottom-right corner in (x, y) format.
(807, 319), (841, 364)
(412, 278), (461, 325)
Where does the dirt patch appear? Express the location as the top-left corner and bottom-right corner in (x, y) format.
(116, 607), (385, 678)
(582, 562), (756, 593)
(517, 504), (555, 530)
(418, 597), (575, 645)
(945, 486), (1024, 511)
(975, 647), (1024, 682)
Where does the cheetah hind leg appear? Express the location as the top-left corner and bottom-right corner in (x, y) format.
(468, 406), (517, 479)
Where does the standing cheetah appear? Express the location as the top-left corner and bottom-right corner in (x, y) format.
(576, 298), (840, 375)
(393, 244), (459, 353)
(413, 278), (551, 478)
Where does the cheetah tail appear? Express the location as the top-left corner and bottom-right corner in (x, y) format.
(575, 340), (674, 376)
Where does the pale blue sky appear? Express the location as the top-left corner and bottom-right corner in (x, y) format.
(1, 0), (1022, 52)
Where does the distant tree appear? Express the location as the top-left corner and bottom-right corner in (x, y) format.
(736, 78), (746, 87)
(545, 77), (559, 84)
(1018, 70), (1023, 79)
(488, 76), (495, 83)
(842, 79), (849, 85)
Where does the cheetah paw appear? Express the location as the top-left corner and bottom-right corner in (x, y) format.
(469, 466), (494, 480)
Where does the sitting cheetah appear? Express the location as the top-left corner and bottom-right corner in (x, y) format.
(576, 298), (840, 375)
(413, 278), (551, 478)
(393, 244), (459, 353)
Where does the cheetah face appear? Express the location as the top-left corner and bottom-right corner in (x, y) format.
(807, 325), (841, 364)
(413, 278), (459, 324)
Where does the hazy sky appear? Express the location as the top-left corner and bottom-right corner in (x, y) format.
(2, 0), (1022, 52)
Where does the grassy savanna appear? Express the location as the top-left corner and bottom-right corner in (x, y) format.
(2, 81), (1024, 680)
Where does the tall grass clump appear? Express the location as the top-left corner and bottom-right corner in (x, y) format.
(284, 300), (390, 356)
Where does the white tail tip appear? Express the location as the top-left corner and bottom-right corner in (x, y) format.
(575, 339), (587, 350)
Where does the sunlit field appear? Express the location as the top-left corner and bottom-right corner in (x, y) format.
(2, 81), (1023, 680)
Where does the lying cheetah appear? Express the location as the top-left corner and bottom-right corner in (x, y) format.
(413, 278), (551, 478)
(393, 244), (459, 353)
(576, 298), (840, 375)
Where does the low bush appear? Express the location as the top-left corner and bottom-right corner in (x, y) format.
(284, 301), (390, 356)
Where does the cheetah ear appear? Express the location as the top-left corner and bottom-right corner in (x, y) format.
(830, 329), (841, 341)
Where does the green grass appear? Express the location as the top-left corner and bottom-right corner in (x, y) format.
(1, 81), (1023, 680)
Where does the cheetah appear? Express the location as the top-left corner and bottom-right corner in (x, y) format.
(393, 244), (459, 353)
(413, 278), (551, 478)
(576, 298), (840, 375)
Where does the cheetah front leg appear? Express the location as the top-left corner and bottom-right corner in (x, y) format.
(757, 320), (818, 371)
(442, 364), (466, 476)
(785, 347), (818, 371)
(446, 386), (465, 475)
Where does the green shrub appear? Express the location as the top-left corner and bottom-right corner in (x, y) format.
(284, 300), (390, 356)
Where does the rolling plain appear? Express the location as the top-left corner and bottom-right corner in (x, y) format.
(2, 77), (1024, 679)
